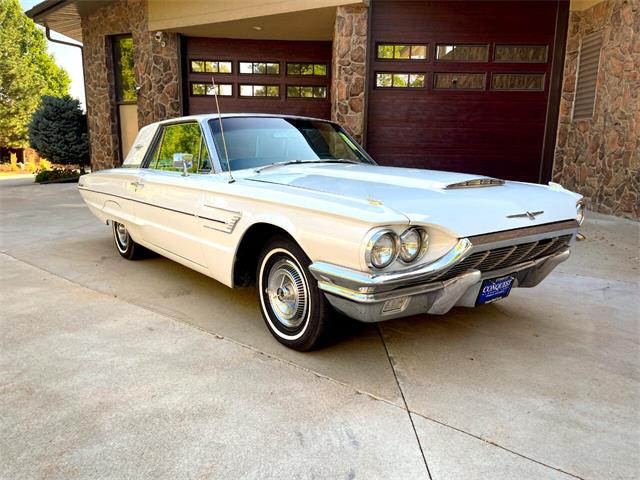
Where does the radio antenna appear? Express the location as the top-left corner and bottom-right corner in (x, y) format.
(211, 77), (234, 183)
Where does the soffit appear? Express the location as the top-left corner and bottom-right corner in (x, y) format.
(25, 0), (114, 43)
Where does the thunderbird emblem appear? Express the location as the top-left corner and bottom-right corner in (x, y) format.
(507, 210), (544, 220)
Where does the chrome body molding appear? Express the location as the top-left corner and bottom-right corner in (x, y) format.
(200, 205), (242, 234)
(445, 178), (505, 189)
(321, 248), (571, 323)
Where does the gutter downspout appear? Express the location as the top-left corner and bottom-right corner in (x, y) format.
(45, 26), (91, 173)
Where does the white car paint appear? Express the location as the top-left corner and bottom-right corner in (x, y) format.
(79, 114), (582, 302)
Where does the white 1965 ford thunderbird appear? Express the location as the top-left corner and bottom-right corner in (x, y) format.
(79, 114), (584, 351)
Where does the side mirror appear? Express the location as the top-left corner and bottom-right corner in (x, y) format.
(173, 153), (194, 176)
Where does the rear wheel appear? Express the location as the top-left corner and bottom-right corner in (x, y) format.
(112, 221), (144, 260)
(257, 236), (335, 351)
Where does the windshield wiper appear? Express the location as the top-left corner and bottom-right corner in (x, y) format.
(254, 159), (360, 174)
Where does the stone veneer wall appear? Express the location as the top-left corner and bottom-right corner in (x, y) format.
(553, 0), (639, 219)
(331, 5), (368, 144)
(82, 0), (181, 171)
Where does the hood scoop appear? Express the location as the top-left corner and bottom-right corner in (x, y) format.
(444, 178), (505, 189)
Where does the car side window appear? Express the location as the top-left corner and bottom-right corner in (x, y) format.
(148, 122), (202, 173)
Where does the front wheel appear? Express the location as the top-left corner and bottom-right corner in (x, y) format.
(257, 236), (335, 351)
(112, 221), (145, 260)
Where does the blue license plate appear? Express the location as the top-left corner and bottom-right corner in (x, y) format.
(476, 276), (515, 306)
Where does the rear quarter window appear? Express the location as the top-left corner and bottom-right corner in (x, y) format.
(122, 124), (158, 168)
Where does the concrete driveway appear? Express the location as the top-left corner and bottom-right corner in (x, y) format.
(1, 177), (638, 479)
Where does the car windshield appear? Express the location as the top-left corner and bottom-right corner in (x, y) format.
(208, 116), (374, 171)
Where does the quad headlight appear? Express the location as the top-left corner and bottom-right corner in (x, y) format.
(366, 230), (398, 269)
(399, 227), (428, 263)
(576, 200), (585, 226)
(366, 227), (429, 269)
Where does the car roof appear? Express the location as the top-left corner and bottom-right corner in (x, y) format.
(155, 113), (336, 126)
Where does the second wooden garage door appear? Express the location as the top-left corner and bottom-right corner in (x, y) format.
(366, 0), (568, 183)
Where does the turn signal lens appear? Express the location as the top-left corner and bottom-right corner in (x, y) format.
(367, 231), (398, 269)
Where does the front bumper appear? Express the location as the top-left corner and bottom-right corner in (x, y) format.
(309, 221), (577, 323)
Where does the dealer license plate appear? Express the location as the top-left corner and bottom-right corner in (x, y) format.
(476, 276), (515, 306)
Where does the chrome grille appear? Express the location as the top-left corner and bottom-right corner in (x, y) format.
(431, 234), (573, 283)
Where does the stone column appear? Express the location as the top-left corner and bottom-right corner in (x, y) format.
(81, 0), (182, 170)
(553, 0), (638, 219)
(331, 5), (368, 144)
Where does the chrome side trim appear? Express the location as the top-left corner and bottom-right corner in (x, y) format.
(468, 220), (578, 246)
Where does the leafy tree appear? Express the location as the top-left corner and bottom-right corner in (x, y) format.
(0, 0), (70, 148)
(28, 95), (89, 170)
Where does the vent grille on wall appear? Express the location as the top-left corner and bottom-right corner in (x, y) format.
(572, 31), (602, 120)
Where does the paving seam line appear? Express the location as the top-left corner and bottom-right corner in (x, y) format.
(377, 325), (433, 479)
(409, 411), (587, 480)
(1, 251), (591, 479)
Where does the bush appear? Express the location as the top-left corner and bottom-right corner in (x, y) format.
(34, 167), (80, 183)
(39, 158), (52, 170)
(28, 96), (89, 171)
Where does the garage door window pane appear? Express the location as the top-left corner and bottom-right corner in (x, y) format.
(191, 83), (206, 95)
(191, 60), (205, 73)
(377, 45), (394, 59)
(409, 74), (425, 87)
(207, 84), (233, 96)
(491, 73), (545, 91)
(392, 74), (409, 87)
(377, 44), (428, 60)
(394, 45), (411, 59)
(240, 85), (279, 97)
(313, 86), (327, 98)
(376, 73), (393, 87)
(191, 83), (232, 96)
(434, 73), (486, 89)
(410, 45), (427, 59)
(494, 45), (548, 63)
(240, 62), (253, 74)
(287, 86), (301, 97)
(436, 45), (488, 62)
(218, 61), (232, 73)
(287, 63), (301, 75)
(314, 64), (327, 76)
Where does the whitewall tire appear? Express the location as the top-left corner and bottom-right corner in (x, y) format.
(257, 236), (335, 351)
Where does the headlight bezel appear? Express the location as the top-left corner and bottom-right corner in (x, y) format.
(576, 199), (585, 226)
(365, 229), (399, 269)
(398, 227), (430, 264)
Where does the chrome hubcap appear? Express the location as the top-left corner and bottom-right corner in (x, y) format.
(266, 259), (308, 328)
(115, 223), (128, 248)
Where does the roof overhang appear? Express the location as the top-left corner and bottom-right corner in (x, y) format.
(148, 0), (366, 41)
(25, 0), (114, 43)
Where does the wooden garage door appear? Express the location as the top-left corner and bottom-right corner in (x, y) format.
(366, 1), (568, 183)
(185, 38), (332, 119)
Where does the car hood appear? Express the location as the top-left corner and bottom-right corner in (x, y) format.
(245, 163), (580, 237)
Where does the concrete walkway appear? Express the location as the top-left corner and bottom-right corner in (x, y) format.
(1, 177), (638, 479)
